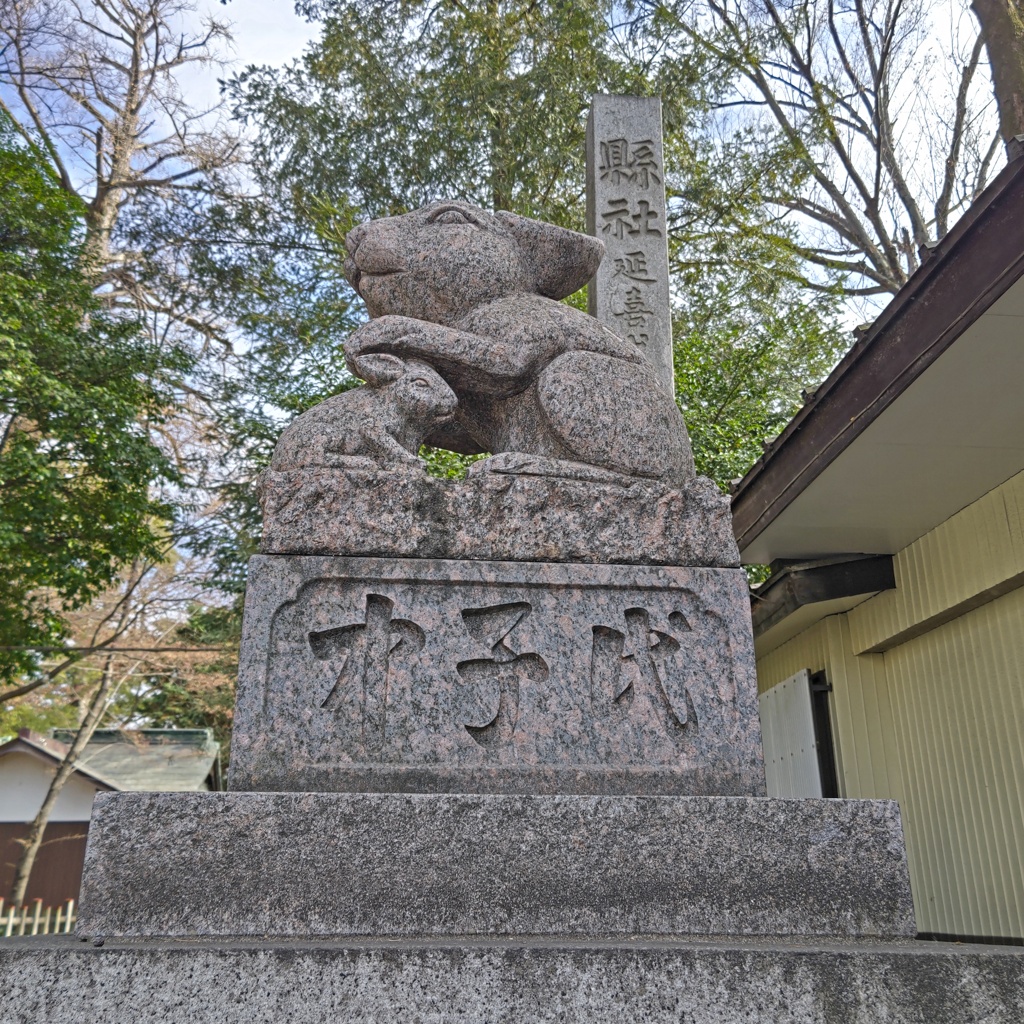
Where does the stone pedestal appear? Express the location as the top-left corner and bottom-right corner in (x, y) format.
(6, 177), (1024, 1024)
(6, 788), (1023, 1022)
(229, 556), (765, 796)
(257, 467), (738, 566)
(6, 935), (1024, 1024)
(7, 526), (1023, 1022)
(75, 792), (915, 940)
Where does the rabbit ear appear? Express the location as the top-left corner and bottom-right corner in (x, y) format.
(351, 352), (405, 385)
(494, 211), (605, 299)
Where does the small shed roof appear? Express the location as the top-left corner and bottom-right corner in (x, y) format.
(51, 729), (222, 792)
(0, 728), (222, 793)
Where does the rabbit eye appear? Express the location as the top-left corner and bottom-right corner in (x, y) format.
(428, 206), (476, 226)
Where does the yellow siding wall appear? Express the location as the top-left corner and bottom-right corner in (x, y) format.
(883, 587), (1024, 938)
(755, 468), (1024, 939)
(849, 468), (1024, 654)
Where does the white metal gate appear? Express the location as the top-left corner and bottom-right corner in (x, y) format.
(758, 668), (827, 798)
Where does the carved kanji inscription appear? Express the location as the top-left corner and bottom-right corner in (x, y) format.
(246, 561), (763, 796)
(598, 137), (662, 188)
(587, 96), (674, 394)
(456, 602), (549, 748)
(591, 608), (694, 728)
(309, 593), (425, 750)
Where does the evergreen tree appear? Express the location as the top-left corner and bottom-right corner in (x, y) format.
(0, 121), (187, 685)
(233, 0), (622, 225)
(228, 0), (846, 495)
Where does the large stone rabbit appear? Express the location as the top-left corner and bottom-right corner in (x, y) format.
(343, 201), (695, 485)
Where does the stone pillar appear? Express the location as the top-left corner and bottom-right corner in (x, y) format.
(586, 94), (674, 395)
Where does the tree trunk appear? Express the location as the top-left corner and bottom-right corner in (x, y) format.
(972, 0), (1024, 152)
(8, 657), (117, 906)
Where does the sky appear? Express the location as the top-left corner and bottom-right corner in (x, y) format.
(182, 0), (317, 113)
(215, 0), (313, 63)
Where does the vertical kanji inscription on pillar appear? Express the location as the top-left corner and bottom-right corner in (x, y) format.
(586, 95), (674, 395)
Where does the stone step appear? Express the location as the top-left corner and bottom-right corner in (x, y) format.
(77, 791), (914, 940)
(4, 934), (1024, 1023)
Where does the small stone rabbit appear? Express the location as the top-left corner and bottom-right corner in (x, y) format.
(270, 353), (457, 472)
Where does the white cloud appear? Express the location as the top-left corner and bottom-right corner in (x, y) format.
(181, 0), (316, 113)
(217, 0), (314, 67)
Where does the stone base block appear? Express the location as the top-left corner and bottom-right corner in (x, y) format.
(5, 936), (1024, 1024)
(229, 556), (765, 796)
(258, 467), (739, 567)
(76, 792), (914, 940)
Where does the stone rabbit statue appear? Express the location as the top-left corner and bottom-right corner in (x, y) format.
(270, 353), (457, 472)
(342, 201), (695, 485)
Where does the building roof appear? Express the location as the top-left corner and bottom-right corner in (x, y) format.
(0, 728), (222, 792)
(0, 731), (120, 791)
(731, 144), (1024, 566)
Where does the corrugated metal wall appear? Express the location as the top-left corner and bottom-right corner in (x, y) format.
(884, 587), (1024, 938)
(755, 468), (1024, 940)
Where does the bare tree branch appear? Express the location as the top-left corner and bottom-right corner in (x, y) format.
(644, 0), (1003, 294)
(936, 28), (986, 235)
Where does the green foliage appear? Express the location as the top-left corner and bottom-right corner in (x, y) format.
(674, 286), (845, 489)
(641, 43), (850, 490)
(126, 604), (240, 757)
(670, 207), (848, 490)
(194, 202), (362, 588)
(111, 176), (367, 592)
(0, 694), (79, 743)
(0, 119), (188, 683)
(421, 446), (488, 480)
(135, 675), (236, 752)
(232, 0), (625, 229)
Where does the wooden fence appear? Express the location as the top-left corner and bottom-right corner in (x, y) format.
(0, 898), (76, 937)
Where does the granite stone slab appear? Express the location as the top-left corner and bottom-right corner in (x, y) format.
(258, 467), (738, 567)
(228, 555), (764, 795)
(7, 937), (1024, 1024)
(76, 792), (914, 939)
